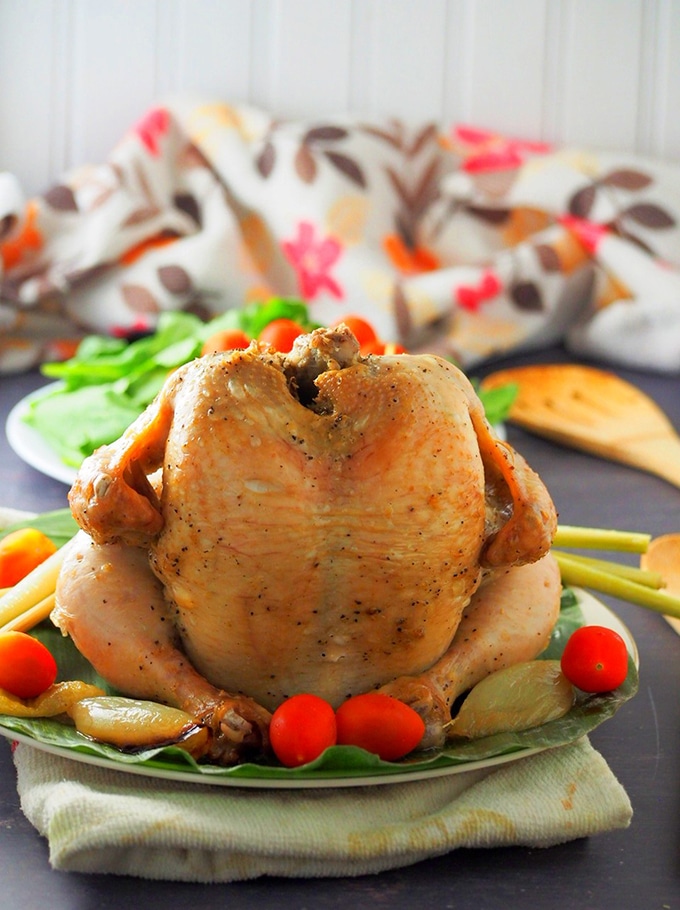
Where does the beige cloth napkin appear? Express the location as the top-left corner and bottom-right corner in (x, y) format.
(12, 737), (631, 883)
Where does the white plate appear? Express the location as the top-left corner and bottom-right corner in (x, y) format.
(0, 590), (637, 789)
(6, 382), (78, 486)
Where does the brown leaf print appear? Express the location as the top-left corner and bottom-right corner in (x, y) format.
(395, 212), (416, 249)
(0, 213), (16, 241)
(183, 299), (213, 321)
(304, 125), (348, 143)
(510, 280), (544, 311)
(622, 203), (675, 230)
(43, 185), (78, 212)
(410, 156), (441, 217)
(178, 142), (212, 171)
(358, 120), (406, 151)
(158, 265), (192, 295)
(295, 144), (317, 183)
(65, 262), (111, 288)
(406, 123), (438, 158)
(385, 167), (410, 206)
(135, 161), (159, 206)
(123, 160), (161, 225)
(123, 205), (160, 227)
(569, 185), (596, 219)
(392, 282), (413, 341)
(535, 243), (562, 272)
(174, 193), (201, 226)
(121, 284), (160, 314)
(323, 151), (366, 188)
(256, 141), (276, 178)
(471, 168), (517, 200)
(601, 169), (653, 191)
(613, 227), (655, 256)
(465, 205), (511, 226)
(387, 162), (435, 212)
(87, 186), (116, 210)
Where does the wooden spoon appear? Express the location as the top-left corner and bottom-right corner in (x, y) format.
(641, 535), (680, 634)
(482, 364), (680, 489)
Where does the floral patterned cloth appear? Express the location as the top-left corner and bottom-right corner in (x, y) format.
(2, 98), (679, 374)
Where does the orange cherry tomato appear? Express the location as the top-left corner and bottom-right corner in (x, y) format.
(560, 625), (629, 693)
(258, 318), (306, 352)
(0, 528), (58, 588)
(331, 315), (378, 350)
(200, 329), (251, 355)
(269, 693), (337, 767)
(0, 631), (58, 699)
(335, 693), (425, 761)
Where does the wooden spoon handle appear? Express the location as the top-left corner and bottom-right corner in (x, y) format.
(621, 436), (680, 489)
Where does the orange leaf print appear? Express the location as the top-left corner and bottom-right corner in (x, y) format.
(383, 233), (439, 275)
(0, 201), (43, 270)
(239, 213), (277, 274)
(119, 233), (178, 267)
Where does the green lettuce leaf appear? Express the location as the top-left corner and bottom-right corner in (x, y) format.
(0, 508), (78, 548)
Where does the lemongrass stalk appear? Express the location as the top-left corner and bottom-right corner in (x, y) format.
(0, 543), (69, 629)
(554, 551), (680, 619)
(554, 525), (651, 553)
(0, 593), (56, 634)
(552, 550), (664, 589)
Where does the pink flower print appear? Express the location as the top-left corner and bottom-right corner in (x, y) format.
(451, 125), (551, 174)
(282, 221), (344, 300)
(133, 108), (170, 157)
(558, 215), (608, 255)
(455, 269), (502, 312)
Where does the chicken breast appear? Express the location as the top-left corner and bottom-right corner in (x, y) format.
(56, 326), (559, 760)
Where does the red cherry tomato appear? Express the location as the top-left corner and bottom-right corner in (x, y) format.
(200, 329), (251, 355)
(335, 693), (425, 761)
(258, 318), (306, 352)
(332, 315), (378, 350)
(560, 625), (629, 693)
(361, 340), (408, 355)
(0, 631), (58, 699)
(269, 693), (337, 767)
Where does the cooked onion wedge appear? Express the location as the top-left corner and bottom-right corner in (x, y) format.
(68, 696), (209, 757)
(447, 660), (574, 740)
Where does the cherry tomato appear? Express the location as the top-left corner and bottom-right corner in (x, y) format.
(335, 693), (425, 761)
(200, 328), (251, 355)
(0, 528), (58, 588)
(332, 315), (378, 350)
(258, 319), (306, 352)
(0, 631), (58, 699)
(361, 340), (408, 356)
(560, 625), (629, 693)
(269, 693), (337, 767)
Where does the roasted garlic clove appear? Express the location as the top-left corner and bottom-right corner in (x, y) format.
(68, 696), (210, 757)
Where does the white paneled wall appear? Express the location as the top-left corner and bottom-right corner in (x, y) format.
(0, 0), (678, 196)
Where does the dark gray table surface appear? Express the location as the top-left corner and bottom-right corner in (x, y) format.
(1, 345), (679, 909)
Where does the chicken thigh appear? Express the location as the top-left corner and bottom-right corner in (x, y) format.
(54, 326), (559, 761)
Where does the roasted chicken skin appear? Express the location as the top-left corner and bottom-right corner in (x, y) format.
(54, 326), (559, 761)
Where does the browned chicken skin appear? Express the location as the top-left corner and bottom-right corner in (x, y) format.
(54, 326), (559, 761)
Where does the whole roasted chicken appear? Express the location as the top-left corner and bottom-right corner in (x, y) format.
(54, 326), (560, 764)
